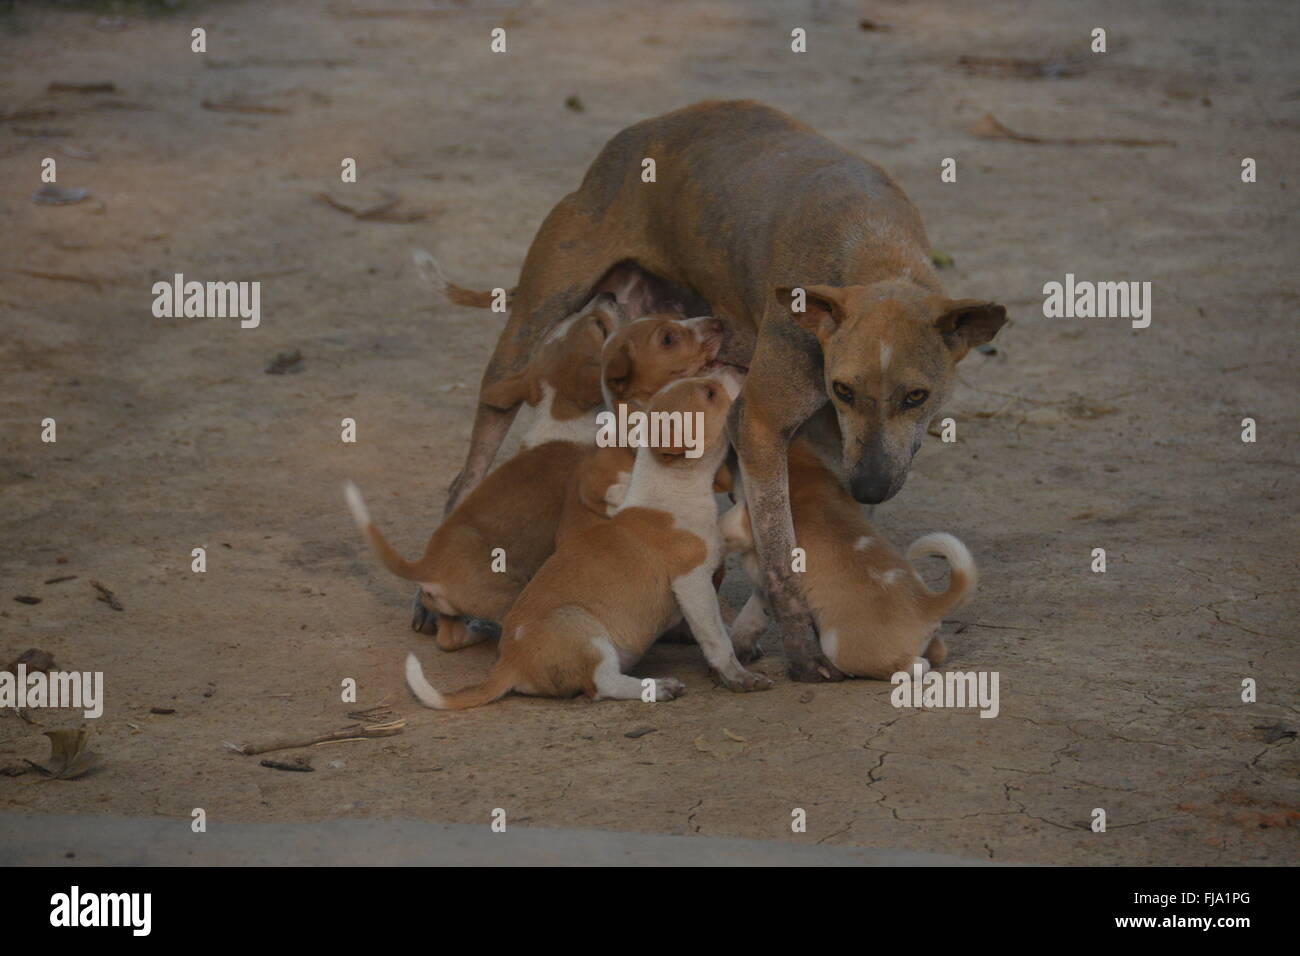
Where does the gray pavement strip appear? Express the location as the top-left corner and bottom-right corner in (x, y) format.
(0, 813), (1002, 866)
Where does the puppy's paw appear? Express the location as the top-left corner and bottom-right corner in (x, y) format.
(715, 666), (774, 693)
(604, 482), (628, 514)
(410, 589), (438, 636)
(651, 677), (687, 701)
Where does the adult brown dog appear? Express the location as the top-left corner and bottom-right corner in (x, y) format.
(446, 100), (1006, 682)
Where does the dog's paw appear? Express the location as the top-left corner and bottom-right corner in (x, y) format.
(716, 666), (774, 693)
(410, 589), (438, 635)
(785, 652), (846, 683)
(651, 677), (687, 701)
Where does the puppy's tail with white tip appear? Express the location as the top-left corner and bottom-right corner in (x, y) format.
(405, 653), (514, 710)
(412, 248), (514, 311)
(905, 532), (977, 621)
(344, 481), (427, 582)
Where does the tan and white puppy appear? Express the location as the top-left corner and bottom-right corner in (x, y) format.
(719, 439), (976, 679)
(480, 294), (623, 447)
(557, 312), (727, 543)
(346, 298), (618, 650)
(405, 368), (771, 709)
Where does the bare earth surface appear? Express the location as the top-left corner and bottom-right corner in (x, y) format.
(1, 0), (1296, 865)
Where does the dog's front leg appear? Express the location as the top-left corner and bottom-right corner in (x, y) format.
(671, 569), (772, 692)
(734, 399), (845, 683)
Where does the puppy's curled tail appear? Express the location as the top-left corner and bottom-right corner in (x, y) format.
(344, 481), (427, 582)
(905, 532), (977, 621)
(411, 249), (514, 310)
(405, 652), (513, 710)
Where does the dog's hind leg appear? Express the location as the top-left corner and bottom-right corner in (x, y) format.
(590, 638), (686, 702)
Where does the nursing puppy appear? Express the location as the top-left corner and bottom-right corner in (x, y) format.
(346, 298), (618, 651)
(405, 368), (770, 709)
(719, 439), (976, 679)
(557, 312), (727, 543)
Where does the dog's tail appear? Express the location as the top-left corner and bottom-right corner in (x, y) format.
(405, 652), (514, 710)
(412, 249), (515, 310)
(344, 481), (428, 582)
(905, 532), (978, 620)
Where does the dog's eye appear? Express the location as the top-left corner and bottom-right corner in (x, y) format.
(902, 388), (929, 409)
(832, 381), (854, 405)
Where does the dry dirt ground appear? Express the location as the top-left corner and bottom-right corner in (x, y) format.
(1, 0), (1296, 866)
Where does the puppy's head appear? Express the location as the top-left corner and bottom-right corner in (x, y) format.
(776, 281), (1006, 504)
(601, 314), (725, 411)
(481, 294), (620, 416)
(645, 365), (744, 467)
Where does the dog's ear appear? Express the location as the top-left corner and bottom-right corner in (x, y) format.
(776, 285), (845, 346)
(481, 370), (542, 410)
(934, 299), (1008, 358)
(602, 342), (633, 398)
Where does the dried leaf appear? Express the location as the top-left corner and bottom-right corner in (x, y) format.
(25, 728), (99, 780)
(313, 191), (430, 223)
(970, 112), (1176, 148)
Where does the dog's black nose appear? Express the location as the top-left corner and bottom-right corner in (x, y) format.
(850, 473), (895, 505)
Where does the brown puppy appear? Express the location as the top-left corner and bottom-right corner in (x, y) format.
(405, 368), (769, 709)
(445, 101), (1007, 682)
(346, 299), (617, 650)
(719, 439), (976, 678)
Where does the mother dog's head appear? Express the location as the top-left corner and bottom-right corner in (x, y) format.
(777, 281), (1006, 504)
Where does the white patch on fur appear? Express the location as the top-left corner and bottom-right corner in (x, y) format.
(854, 535), (873, 551)
(343, 481), (370, 528)
(519, 382), (602, 447)
(820, 628), (840, 666)
(513, 625), (526, 641)
(880, 342), (892, 371)
(883, 568), (905, 585)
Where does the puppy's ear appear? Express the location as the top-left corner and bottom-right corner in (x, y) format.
(587, 305), (618, 341)
(934, 299), (1007, 358)
(776, 285), (845, 346)
(481, 370), (542, 410)
(602, 342), (633, 398)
